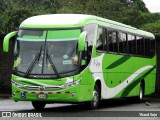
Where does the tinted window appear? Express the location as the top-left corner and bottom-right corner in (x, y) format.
(128, 34), (136, 55)
(96, 27), (106, 51)
(118, 32), (127, 54)
(151, 39), (155, 57)
(144, 38), (150, 57)
(108, 30), (118, 52)
(137, 36), (144, 56)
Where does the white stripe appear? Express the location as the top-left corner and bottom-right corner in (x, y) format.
(15, 77), (73, 87)
(89, 54), (153, 99)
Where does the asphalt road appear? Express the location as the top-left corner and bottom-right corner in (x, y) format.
(0, 97), (160, 120)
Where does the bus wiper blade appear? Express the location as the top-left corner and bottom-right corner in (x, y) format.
(46, 53), (60, 78)
(25, 46), (43, 77)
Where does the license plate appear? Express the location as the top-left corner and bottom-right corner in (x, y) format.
(38, 93), (47, 99)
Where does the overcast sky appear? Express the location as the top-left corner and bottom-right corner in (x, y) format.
(142, 0), (160, 13)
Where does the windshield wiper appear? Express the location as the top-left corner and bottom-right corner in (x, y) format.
(46, 47), (60, 78)
(25, 45), (43, 77)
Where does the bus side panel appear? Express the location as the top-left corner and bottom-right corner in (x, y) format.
(99, 53), (156, 99)
(79, 68), (95, 101)
(144, 70), (156, 95)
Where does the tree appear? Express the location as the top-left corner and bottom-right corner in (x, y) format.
(0, 0), (159, 33)
(140, 21), (160, 35)
(1, 8), (34, 33)
(0, 0), (59, 33)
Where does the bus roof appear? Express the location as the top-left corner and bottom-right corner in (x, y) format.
(20, 14), (93, 28)
(20, 14), (155, 38)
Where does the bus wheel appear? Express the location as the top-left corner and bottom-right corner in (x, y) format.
(139, 83), (144, 102)
(32, 101), (46, 110)
(89, 85), (100, 110)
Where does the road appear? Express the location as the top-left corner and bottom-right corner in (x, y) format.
(0, 97), (160, 120)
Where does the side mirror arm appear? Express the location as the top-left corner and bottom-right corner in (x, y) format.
(3, 31), (17, 52)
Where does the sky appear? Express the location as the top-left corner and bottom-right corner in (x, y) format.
(142, 0), (160, 13)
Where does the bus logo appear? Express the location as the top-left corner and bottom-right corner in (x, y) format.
(39, 86), (45, 91)
(2, 112), (11, 117)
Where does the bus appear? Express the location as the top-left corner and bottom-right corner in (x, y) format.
(3, 14), (156, 110)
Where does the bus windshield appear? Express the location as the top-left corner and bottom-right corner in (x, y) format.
(13, 29), (81, 78)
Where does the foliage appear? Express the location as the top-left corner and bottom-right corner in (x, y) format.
(1, 8), (34, 33)
(141, 21), (160, 35)
(0, 0), (159, 35)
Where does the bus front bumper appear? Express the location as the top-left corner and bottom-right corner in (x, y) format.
(12, 84), (91, 103)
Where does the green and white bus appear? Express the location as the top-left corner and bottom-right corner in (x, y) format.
(3, 14), (156, 110)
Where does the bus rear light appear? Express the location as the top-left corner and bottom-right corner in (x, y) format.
(57, 92), (61, 94)
(48, 92), (52, 94)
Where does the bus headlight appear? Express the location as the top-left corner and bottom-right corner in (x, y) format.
(61, 79), (81, 88)
(12, 80), (24, 88)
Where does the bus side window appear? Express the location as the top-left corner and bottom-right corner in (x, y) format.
(128, 34), (135, 55)
(123, 33), (128, 54)
(108, 30), (118, 53)
(132, 35), (136, 55)
(83, 23), (96, 51)
(137, 36), (144, 56)
(96, 27), (106, 51)
(83, 23), (96, 62)
(118, 32), (123, 53)
(118, 33), (127, 54)
(82, 23), (96, 65)
(128, 34), (132, 54)
(150, 39), (155, 57)
(144, 38), (150, 57)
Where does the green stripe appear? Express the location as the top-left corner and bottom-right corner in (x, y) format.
(106, 56), (131, 69)
(121, 65), (156, 97)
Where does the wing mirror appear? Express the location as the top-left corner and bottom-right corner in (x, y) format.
(78, 31), (87, 52)
(3, 31), (17, 52)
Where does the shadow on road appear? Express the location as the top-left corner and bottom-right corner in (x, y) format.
(18, 98), (144, 113)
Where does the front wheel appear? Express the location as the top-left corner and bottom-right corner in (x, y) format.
(32, 101), (46, 110)
(88, 85), (100, 110)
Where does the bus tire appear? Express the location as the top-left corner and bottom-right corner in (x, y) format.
(139, 82), (144, 102)
(32, 101), (46, 110)
(89, 85), (100, 110)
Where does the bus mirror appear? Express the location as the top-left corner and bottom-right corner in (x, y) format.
(78, 31), (87, 52)
(3, 31), (17, 52)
